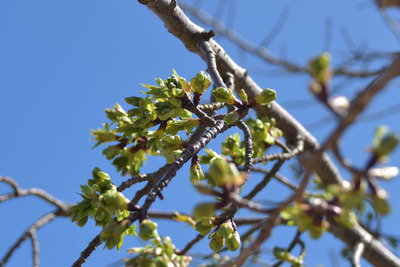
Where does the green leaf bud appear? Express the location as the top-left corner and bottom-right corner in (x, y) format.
(195, 221), (214, 236)
(239, 89), (248, 103)
(100, 220), (131, 251)
(290, 258), (304, 267)
(173, 108), (192, 119)
(223, 111), (240, 125)
(162, 135), (184, 152)
(310, 52), (332, 83)
(273, 247), (291, 261)
(92, 168), (111, 184)
(208, 158), (230, 187)
(212, 87), (236, 104)
(191, 71), (211, 95)
(172, 87), (185, 98)
(255, 88), (277, 105)
(102, 146), (120, 160)
(192, 203), (215, 220)
(226, 231), (241, 251)
(139, 219), (158, 241)
(155, 102), (177, 121)
(164, 150), (182, 164)
(216, 222), (234, 238)
(100, 190), (129, 211)
(190, 163), (204, 184)
(201, 217), (215, 227)
(209, 235), (225, 252)
(125, 96), (142, 107)
(373, 189), (390, 215)
(373, 125), (399, 157)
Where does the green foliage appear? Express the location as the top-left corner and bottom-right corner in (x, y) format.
(191, 70), (211, 95)
(74, 71), (281, 262)
(246, 116), (282, 158)
(125, 235), (192, 267)
(71, 168), (129, 228)
(71, 168), (135, 251)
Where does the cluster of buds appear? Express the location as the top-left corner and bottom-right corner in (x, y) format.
(208, 221), (241, 252)
(281, 196), (353, 239)
(71, 168), (130, 228)
(126, 236), (192, 267)
(100, 218), (135, 251)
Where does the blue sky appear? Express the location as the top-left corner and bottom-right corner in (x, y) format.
(1, 1), (400, 266)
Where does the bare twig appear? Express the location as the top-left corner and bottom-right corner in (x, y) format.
(0, 212), (58, 267)
(71, 234), (102, 267)
(252, 138), (304, 164)
(351, 242), (365, 267)
(0, 176), (69, 212)
(180, 1), (381, 77)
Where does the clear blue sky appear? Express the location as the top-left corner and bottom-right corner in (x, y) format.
(1, 1), (400, 266)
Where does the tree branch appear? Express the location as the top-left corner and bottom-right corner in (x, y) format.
(136, 1), (400, 266)
(0, 212), (58, 267)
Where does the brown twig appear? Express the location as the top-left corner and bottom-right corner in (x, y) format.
(0, 212), (59, 267)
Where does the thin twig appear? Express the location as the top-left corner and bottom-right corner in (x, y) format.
(0, 176), (69, 212)
(0, 212), (58, 267)
(351, 242), (365, 267)
(252, 138), (304, 164)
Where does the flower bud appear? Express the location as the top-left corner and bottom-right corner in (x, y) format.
(226, 231), (241, 251)
(209, 235), (225, 252)
(191, 71), (211, 95)
(212, 87), (236, 104)
(255, 88), (277, 105)
(216, 222), (234, 238)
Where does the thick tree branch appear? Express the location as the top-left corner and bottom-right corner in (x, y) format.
(137, 1), (400, 266)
